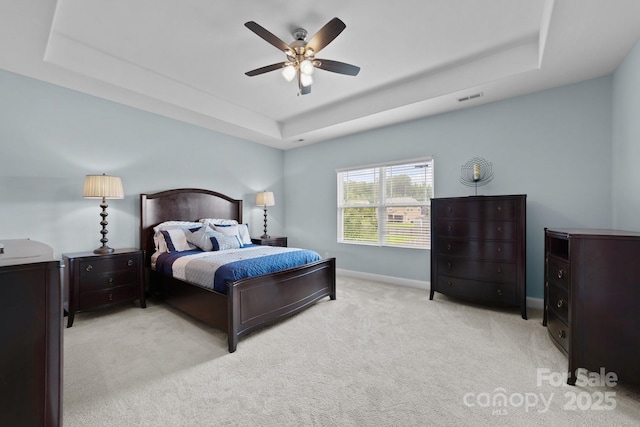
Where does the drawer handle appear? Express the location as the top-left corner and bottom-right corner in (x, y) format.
(447, 262), (452, 269)
(497, 267), (502, 274)
(558, 330), (566, 339)
(85, 264), (93, 272)
(446, 244), (451, 251)
(447, 225), (452, 232)
(447, 281), (453, 287)
(497, 226), (502, 232)
(497, 288), (502, 296)
(497, 247), (502, 253)
(557, 269), (565, 279)
(108, 277), (113, 284)
(557, 299), (564, 309)
(108, 293), (113, 301)
(447, 207), (452, 212)
(127, 259), (134, 267)
(497, 206), (502, 212)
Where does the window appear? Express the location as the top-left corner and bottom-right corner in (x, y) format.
(337, 157), (434, 249)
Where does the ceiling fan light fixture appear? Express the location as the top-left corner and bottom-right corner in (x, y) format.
(300, 73), (313, 87)
(281, 64), (296, 82)
(300, 59), (314, 75)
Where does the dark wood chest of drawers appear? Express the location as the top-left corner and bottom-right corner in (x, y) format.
(63, 248), (145, 327)
(0, 239), (62, 427)
(543, 228), (640, 385)
(430, 195), (527, 319)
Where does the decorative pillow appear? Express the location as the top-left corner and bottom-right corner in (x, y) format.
(210, 234), (242, 251)
(186, 224), (218, 251)
(153, 221), (202, 252)
(213, 224), (249, 247)
(160, 229), (196, 252)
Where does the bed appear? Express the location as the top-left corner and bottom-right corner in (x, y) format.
(140, 188), (336, 352)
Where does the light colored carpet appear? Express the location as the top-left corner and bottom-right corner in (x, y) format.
(63, 276), (640, 426)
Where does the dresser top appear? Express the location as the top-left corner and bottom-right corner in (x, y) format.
(546, 228), (640, 238)
(0, 239), (56, 267)
(432, 194), (526, 200)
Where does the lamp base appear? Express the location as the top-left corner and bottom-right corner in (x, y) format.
(93, 246), (115, 255)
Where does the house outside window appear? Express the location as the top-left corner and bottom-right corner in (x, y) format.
(337, 157), (434, 249)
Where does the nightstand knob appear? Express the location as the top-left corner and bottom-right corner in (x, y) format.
(497, 288), (502, 296)
(497, 267), (502, 274)
(497, 247), (502, 253)
(446, 244), (451, 251)
(558, 330), (566, 339)
(557, 269), (565, 279)
(447, 207), (452, 213)
(447, 262), (452, 269)
(127, 259), (134, 267)
(108, 293), (113, 301)
(497, 226), (502, 232)
(557, 299), (564, 308)
(447, 280), (453, 287)
(108, 277), (113, 284)
(497, 206), (502, 212)
(85, 264), (93, 272)
(447, 225), (452, 232)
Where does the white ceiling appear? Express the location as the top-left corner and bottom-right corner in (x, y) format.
(1, 0), (640, 150)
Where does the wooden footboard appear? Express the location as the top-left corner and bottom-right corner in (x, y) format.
(227, 258), (336, 352)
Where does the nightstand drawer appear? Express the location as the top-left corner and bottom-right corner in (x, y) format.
(78, 270), (139, 294)
(79, 254), (141, 277)
(79, 285), (138, 310)
(251, 236), (287, 247)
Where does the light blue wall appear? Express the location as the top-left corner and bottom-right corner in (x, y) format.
(0, 69), (285, 257)
(612, 39), (640, 231)
(284, 76), (614, 299)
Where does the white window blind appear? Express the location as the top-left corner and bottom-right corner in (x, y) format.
(337, 157), (434, 249)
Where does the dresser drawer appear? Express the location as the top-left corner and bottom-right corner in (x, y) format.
(78, 270), (139, 294)
(547, 310), (569, 354)
(432, 199), (517, 219)
(547, 283), (569, 324)
(78, 254), (141, 277)
(435, 219), (516, 241)
(435, 275), (517, 305)
(437, 257), (516, 283)
(78, 285), (138, 310)
(437, 239), (516, 261)
(547, 254), (569, 290)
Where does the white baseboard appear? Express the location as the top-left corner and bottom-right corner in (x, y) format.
(336, 268), (544, 309)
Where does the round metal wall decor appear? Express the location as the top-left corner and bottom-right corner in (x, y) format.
(460, 157), (493, 195)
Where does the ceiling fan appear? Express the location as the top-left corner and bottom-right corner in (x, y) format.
(244, 17), (360, 95)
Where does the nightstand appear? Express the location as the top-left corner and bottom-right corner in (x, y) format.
(251, 236), (288, 247)
(63, 248), (145, 327)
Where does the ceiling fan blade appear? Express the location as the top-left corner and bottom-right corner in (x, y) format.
(245, 21), (291, 53)
(245, 62), (287, 76)
(306, 17), (346, 54)
(315, 59), (360, 76)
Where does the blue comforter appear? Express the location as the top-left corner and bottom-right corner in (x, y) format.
(155, 245), (322, 293)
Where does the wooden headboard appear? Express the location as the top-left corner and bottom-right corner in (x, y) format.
(139, 188), (243, 267)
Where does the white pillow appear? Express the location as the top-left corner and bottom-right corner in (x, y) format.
(199, 218), (238, 226)
(237, 224), (252, 245)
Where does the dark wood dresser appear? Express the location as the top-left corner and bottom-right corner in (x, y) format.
(543, 228), (640, 385)
(430, 195), (527, 319)
(0, 239), (62, 427)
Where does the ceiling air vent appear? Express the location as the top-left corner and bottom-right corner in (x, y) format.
(458, 92), (484, 103)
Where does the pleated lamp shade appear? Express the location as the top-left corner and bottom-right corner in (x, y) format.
(83, 174), (124, 199)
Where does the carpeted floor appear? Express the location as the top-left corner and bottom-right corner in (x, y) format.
(63, 276), (640, 426)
